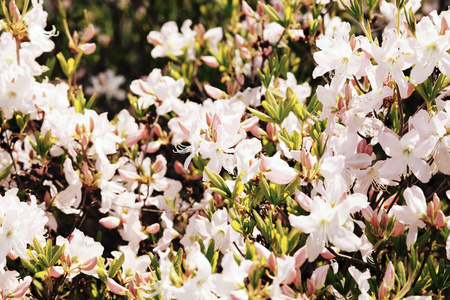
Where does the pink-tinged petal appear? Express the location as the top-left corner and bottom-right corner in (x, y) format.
(294, 246), (307, 268)
(80, 43), (96, 55)
(107, 278), (128, 295)
(384, 262), (395, 289)
(204, 85), (225, 99)
(310, 265), (330, 290)
(320, 248), (335, 260)
(378, 132), (402, 157)
(118, 169), (141, 182)
(408, 156), (432, 183)
(49, 266), (64, 278)
(141, 141), (161, 153)
(81, 256), (98, 271)
(10, 276), (32, 298)
(265, 163), (297, 185)
(294, 190), (312, 212)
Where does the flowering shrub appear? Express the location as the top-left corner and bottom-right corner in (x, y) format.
(0, 0), (450, 299)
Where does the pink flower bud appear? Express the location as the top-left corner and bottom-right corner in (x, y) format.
(256, 1), (264, 16)
(381, 211), (389, 228)
(99, 216), (121, 229)
(266, 122), (277, 137)
(80, 43), (96, 55)
(150, 123), (163, 138)
(124, 129), (146, 147)
(90, 117), (95, 132)
(81, 256), (98, 271)
(371, 210), (380, 228)
(250, 125), (263, 138)
(241, 1), (255, 17)
(293, 268), (302, 289)
(294, 190), (312, 212)
(306, 278), (315, 296)
(200, 56), (219, 68)
(435, 210), (445, 229)
(384, 261), (395, 289)
(141, 141), (161, 153)
(118, 169), (141, 182)
(83, 24), (95, 41)
(146, 223), (160, 234)
(441, 17), (449, 35)
(107, 278), (128, 296)
(10, 276), (32, 299)
(433, 193), (441, 211)
(205, 85), (225, 99)
(320, 248), (336, 260)
(294, 246), (307, 268)
(391, 221), (405, 237)
(427, 201), (434, 219)
(300, 149), (314, 171)
(357, 139), (368, 153)
(8, 250), (18, 260)
(82, 163), (94, 184)
(153, 156), (166, 173)
(378, 281), (388, 300)
(361, 206), (373, 222)
(240, 117), (259, 131)
(288, 29), (304, 41)
(240, 47), (251, 60)
(235, 34), (246, 47)
(280, 285), (296, 298)
(174, 160), (185, 174)
(9, 0), (20, 22)
(49, 266), (64, 278)
(310, 265), (329, 290)
(349, 34), (357, 50)
(267, 253), (276, 271)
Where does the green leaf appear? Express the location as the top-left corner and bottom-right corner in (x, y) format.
(263, 4), (282, 23)
(49, 244), (66, 267)
(247, 107), (276, 123)
(108, 252), (125, 278)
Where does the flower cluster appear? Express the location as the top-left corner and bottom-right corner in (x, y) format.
(0, 0), (450, 299)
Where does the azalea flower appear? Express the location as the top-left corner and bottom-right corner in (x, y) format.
(390, 186), (427, 249)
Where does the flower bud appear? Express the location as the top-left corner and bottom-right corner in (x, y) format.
(294, 190), (312, 212)
(294, 246), (307, 268)
(81, 256), (98, 271)
(435, 210), (445, 229)
(83, 24), (95, 41)
(150, 123), (163, 138)
(146, 223), (160, 234)
(99, 216), (121, 229)
(107, 278), (128, 296)
(378, 281), (388, 300)
(200, 56), (219, 68)
(240, 116), (259, 131)
(349, 34), (356, 50)
(266, 122), (277, 137)
(267, 252), (276, 271)
(82, 163), (94, 184)
(235, 34), (246, 47)
(361, 206), (373, 222)
(391, 221), (405, 237)
(80, 43), (96, 55)
(141, 141), (161, 153)
(205, 85), (225, 99)
(433, 193), (441, 211)
(9, 276), (32, 299)
(153, 156), (165, 173)
(385, 261), (395, 289)
(9, 0), (20, 22)
(49, 266), (64, 278)
(8, 250), (18, 260)
(240, 47), (251, 60)
(174, 160), (185, 174)
(241, 1), (255, 17)
(124, 129), (146, 147)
